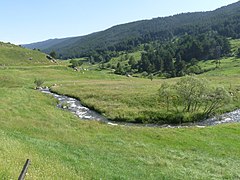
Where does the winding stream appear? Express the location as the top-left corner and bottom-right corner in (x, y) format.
(40, 88), (240, 128)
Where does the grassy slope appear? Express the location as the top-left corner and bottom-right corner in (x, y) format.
(0, 42), (52, 66)
(0, 41), (240, 179)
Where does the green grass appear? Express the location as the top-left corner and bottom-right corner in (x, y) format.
(1, 86), (240, 179)
(0, 62), (240, 179)
(0, 41), (240, 178)
(51, 56), (240, 123)
(52, 77), (163, 122)
(0, 42), (53, 66)
(198, 57), (240, 75)
(1, 49), (239, 124)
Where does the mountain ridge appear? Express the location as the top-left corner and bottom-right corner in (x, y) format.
(23, 1), (240, 59)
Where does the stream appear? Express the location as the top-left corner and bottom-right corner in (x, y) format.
(40, 88), (240, 128)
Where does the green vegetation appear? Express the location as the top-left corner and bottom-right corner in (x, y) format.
(49, 50), (57, 59)
(106, 51), (141, 75)
(0, 65), (240, 179)
(50, 41), (240, 123)
(69, 59), (83, 68)
(1, 1), (240, 175)
(1, 86), (240, 179)
(51, 65), (240, 124)
(133, 33), (230, 78)
(0, 42), (52, 66)
(159, 76), (231, 122)
(0, 41), (240, 179)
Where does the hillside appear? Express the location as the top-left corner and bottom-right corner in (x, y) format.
(23, 1), (240, 59)
(0, 42), (54, 66)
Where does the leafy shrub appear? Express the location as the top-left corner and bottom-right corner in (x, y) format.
(158, 76), (231, 122)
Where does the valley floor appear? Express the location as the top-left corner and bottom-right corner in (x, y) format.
(0, 63), (240, 179)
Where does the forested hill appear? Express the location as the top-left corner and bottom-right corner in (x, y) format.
(24, 1), (240, 59)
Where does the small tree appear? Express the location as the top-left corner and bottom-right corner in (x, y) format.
(70, 59), (83, 68)
(203, 87), (231, 115)
(158, 76), (231, 120)
(158, 82), (174, 111)
(50, 51), (57, 59)
(175, 76), (207, 112)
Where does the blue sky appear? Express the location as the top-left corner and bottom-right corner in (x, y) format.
(0, 0), (238, 44)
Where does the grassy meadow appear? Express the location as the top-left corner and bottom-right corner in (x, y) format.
(51, 56), (240, 123)
(0, 42), (240, 179)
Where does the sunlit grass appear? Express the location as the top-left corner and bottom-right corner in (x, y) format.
(1, 87), (240, 179)
(0, 41), (240, 178)
(0, 42), (53, 66)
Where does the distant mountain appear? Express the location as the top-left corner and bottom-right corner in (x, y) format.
(23, 1), (240, 59)
(23, 37), (74, 50)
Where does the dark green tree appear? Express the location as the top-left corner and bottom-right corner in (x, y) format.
(50, 51), (57, 59)
(70, 59), (83, 68)
(175, 54), (186, 76)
